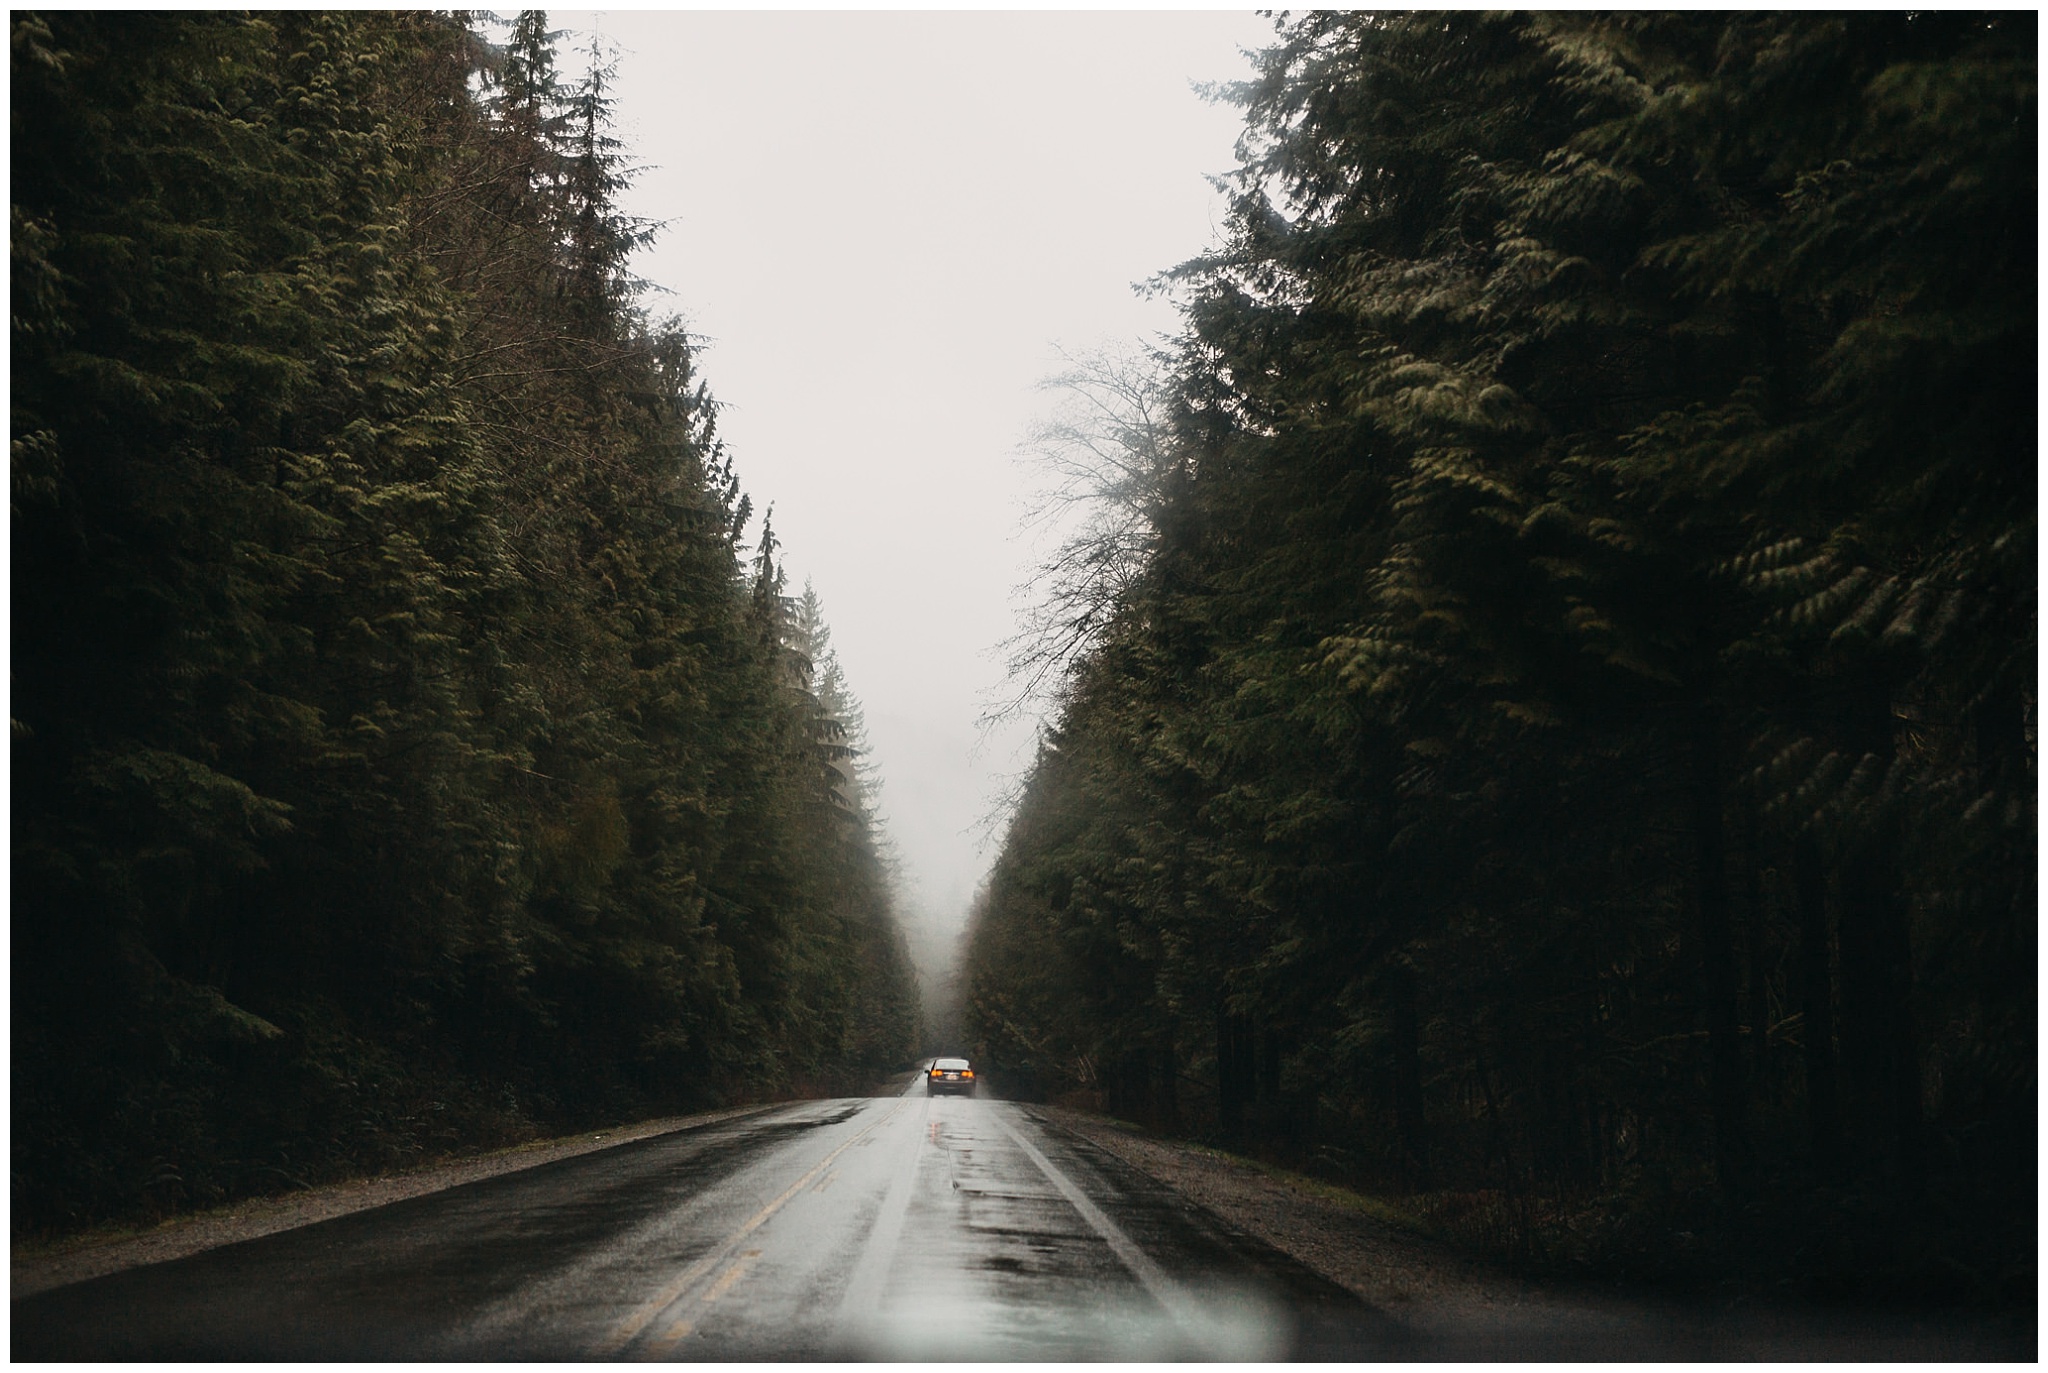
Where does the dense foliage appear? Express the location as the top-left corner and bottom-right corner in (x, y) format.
(965, 12), (2033, 1298)
(13, 11), (918, 1235)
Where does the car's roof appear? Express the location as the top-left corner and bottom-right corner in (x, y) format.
(933, 1057), (970, 1069)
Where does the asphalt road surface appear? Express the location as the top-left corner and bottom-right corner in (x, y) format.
(13, 1083), (1396, 1360)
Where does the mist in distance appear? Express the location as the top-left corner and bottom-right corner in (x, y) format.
(556, 10), (1278, 992)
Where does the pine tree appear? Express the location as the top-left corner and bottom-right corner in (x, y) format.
(968, 9), (2033, 1291)
(12, 9), (922, 1231)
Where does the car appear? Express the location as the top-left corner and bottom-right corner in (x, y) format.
(925, 1057), (976, 1096)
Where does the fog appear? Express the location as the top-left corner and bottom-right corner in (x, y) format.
(549, 10), (1275, 1000)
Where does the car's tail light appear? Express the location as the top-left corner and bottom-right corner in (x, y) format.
(962, 1070), (974, 1078)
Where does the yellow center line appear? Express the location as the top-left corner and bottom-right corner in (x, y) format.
(645, 1247), (762, 1353)
(699, 1248), (762, 1305)
(595, 1100), (906, 1357)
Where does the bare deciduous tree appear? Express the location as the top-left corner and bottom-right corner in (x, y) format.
(987, 341), (1185, 727)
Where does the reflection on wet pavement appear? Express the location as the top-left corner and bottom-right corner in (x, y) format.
(12, 1087), (1382, 1360)
(16, 1086), (2025, 1359)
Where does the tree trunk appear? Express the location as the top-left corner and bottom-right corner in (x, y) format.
(1258, 1022), (1283, 1141)
(1474, 1050), (1526, 1256)
(1793, 833), (1840, 1169)
(1831, 671), (1922, 1200)
(1689, 695), (1750, 1196)
(1739, 801), (1772, 1085)
(1389, 965), (1429, 1183)
(1839, 864), (1924, 1202)
(1216, 1006), (1251, 1143)
(1884, 899), (1925, 1202)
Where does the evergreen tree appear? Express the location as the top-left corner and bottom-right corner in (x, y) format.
(13, 9), (920, 1234)
(967, 10), (2033, 1296)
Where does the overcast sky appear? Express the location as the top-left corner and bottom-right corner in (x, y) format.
(545, 9), (1274, 970)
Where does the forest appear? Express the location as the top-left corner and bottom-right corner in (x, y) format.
(13, 11), (920, 1236)
(964, 12), (2034, 1299)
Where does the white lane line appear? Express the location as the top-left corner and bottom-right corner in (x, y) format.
(831, 1094), (931, 1337)
(991, 1109), (1200, 1331)
(595, 1098), (909, 1358)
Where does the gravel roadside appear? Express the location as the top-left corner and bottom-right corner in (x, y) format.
(1035, 1105), (2035, 1360)
(1032, 1105), (1649, 1348)
(11, 1104), (776, 1300)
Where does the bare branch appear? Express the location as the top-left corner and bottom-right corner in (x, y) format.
(982, 341), (1185, 732)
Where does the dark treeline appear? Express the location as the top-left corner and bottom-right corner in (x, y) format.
(965, 13), (2033, 1298)
(14, 11), (918, 1235)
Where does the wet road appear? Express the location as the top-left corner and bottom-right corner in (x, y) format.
(13, 1084), (1388, 1360)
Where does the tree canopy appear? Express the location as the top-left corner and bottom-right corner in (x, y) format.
(965, 10), (2033, 1298)
(13, 10), (919, 1235)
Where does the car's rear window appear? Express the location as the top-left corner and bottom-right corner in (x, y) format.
(934, 1058), (970, 1070)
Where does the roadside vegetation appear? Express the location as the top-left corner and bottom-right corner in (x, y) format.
(13, 11), (920, 1238)
(966, 12), (2033, 1303)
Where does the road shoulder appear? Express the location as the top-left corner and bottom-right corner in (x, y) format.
(11, 1104), (777, 1300)
(1032, 1105), (1589, 1344)
(1033, 1107), (2037, 1360)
